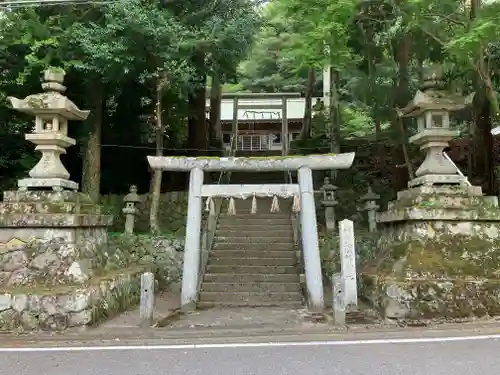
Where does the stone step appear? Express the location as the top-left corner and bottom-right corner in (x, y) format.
(201, 282), (301, 293)
(218, 217), (291, 225)
(198, 291), (303, 303)
(214, 237), (294, 244)
(197, 300), (303, 308)
(224, 202), (292, 209)
(211, 250), (295, 258)
(204, 273), (300, 283)
(218, 219), (293, 232)
(218, 225), (293, 232)
(209, 257), (297, 267)
(219, 214), (291, 220)
(206, 265), (298, 274)
(213, 242), (294, 250)
(215, 230), (293, 238)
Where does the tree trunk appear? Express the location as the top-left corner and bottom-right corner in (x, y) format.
(470, 0), (496, 194)
(149, 80), (165, 235)
(398, 116), (414, 179)
(209, 74), (222, 146)
(187, 82), (208, 155)
(301, 68), (315, 140)
(472, 91), (495, 193)
(391, 35), (413, 190)
(82, 82), (104, 203)
(329, 68), (341, 180)
(365, 28), (386, 177)
(187, 52), (208, 155)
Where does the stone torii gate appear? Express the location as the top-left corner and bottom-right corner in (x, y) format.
(148, 153), (355, 311)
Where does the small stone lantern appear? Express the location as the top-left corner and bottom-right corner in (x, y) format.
(7, 68), (90, 191)
(398, 64), (471, 187)
(123, 185), (140, 234)
(360, 187), (380, 233)
(320, 176), (338, 232)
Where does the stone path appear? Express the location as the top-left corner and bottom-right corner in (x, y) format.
(98, 284), (332, 332)
(160, 306), (324, 330)
(98, 284), (181, 329)
(96, 279), (381, 331)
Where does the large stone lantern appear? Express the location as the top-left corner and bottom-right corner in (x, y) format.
(8, 69), (90, 191)
(398, 64), (470, 187)
(362, 66), (500, 320)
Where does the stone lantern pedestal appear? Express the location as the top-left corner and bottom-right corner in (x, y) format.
(0, 68), (112, 286)
(0, 70), (143, 332)
(361, 65), (500, 320)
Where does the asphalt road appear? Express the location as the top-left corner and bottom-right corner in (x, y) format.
(2, 337), (500, 375)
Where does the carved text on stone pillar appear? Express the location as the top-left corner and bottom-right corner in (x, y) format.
(339, 219), (357, 310)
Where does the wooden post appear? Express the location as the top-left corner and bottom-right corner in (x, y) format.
(282, 96), (288, 181)
(281, 96), (288, 156)
(140, 272), (155, 327)
(232, 97), (239, 151)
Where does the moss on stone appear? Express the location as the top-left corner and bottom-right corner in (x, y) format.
(362, 274), (500, 319)
(89, 273), (141, 326)
(47, 66), (65, 74)
(100, 192), (188, 234)
(319, 229), (379, 277)
(0, 266), (147, 294)
(175, 153), (337, 161)
(369, 235), (500, 279)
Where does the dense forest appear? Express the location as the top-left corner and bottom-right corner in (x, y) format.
(0, 0), (499, 206)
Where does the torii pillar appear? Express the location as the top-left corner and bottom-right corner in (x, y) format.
(148, 153), (356, 311)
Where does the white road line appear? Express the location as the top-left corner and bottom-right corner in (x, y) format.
(1, 334), (500, 352)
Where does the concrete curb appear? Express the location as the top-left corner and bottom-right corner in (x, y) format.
(2, 319), (500, 347)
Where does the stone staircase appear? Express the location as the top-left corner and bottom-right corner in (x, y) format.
(198, 197), (303, 308)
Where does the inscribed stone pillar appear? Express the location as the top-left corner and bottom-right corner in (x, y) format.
(339, 219), (358, 310)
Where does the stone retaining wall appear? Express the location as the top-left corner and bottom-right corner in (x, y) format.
(0, 234), (183, 331)
(0, 266), (145, 331)
(101, 191), (188, 235)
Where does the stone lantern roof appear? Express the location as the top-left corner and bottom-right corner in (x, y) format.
(361, 186), (379, 201)
(320, 176), (337, 191)
(8, 69), (90, 121)
(123, 185), (141, 203)
(398, 65), (471, 118)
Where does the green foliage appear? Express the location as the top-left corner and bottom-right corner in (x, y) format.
(0, 0), (261, 190)
(238, 4), (310, 92)
(274, 0), (358, 70)
(312, 105), (380, 140)
(104, 233), (183, 289)
(319, 230), (379, 277)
